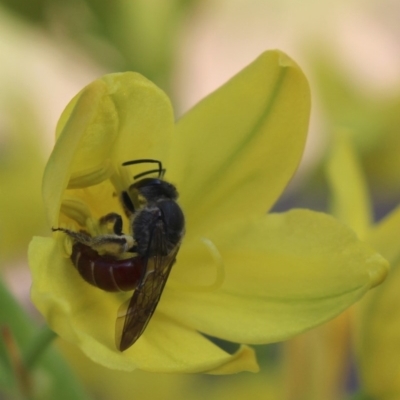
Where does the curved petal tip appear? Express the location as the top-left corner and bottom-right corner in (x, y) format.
(368, 254), (390, 289)
(278, 50), (296, 67)
(206, 345), (259, 375)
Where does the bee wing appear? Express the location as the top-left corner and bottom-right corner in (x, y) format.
(115, 224), (180, 351)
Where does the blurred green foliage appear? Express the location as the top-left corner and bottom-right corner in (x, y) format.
(312, 52), (400, 203)
(0, 279), (90, 399)
(0, 0), (197, 94)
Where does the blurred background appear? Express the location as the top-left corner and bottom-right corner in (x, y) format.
(1, 0), (400, 399)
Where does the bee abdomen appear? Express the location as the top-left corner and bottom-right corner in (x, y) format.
(71, 242), (144, 292)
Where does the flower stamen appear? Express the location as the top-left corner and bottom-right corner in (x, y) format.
(60, 196), (92, 227)
(67, 160), (113, 189)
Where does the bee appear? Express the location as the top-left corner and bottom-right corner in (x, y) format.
(54, 159), (185, 351)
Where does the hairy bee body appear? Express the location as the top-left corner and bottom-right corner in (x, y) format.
(56, 159), (185, 351)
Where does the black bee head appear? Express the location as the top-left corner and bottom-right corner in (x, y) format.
(130, 178), (178, 203)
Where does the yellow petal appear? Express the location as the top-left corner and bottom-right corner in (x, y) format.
(162, 209), (388, 343)
(28, 237), (258, 373)
(124, 313), (259, 373)
(325, 129), (372, 238)
(357, 206), (400, 397)
(358, 261), (400, 397)
(205, 345), (259, 375)
(100, 73), (174, 168)
(43, 72), (174, 227)
(43, 80), (110, 227)
(168, 50), (311, 231)
(366, 204), (400, 264)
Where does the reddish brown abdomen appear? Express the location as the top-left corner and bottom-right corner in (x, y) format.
(71, 242), (144, 292)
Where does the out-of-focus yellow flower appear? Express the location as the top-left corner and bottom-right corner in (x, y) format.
(325, 130), (400, 398)
(57, 339), (191, 400)
(0, 95), (46, 264)
(59, 338), (281, 400)
(28, 50), (388, 373)
(282, 311), (351, 400)
(359, 213), (400, 399)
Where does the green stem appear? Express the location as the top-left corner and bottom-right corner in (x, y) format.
(24, 326), (58, 369)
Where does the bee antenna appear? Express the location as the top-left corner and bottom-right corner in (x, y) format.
(122, 159), (165, 179)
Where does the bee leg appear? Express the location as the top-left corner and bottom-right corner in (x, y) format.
(53, 225), (135, 256)
(52, 227), (92, 245)
(128, 244), (138, 253)
(121, 191), (135, 216)
(89, 234), (135, 255)
(99, 212), (123, 235)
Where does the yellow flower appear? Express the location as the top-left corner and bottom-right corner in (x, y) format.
(325, 130), (400, 398)
(28, 50), (388, 373)
(359, 210), (400, 399)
